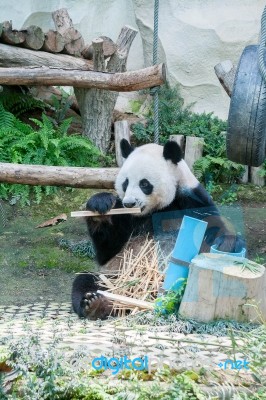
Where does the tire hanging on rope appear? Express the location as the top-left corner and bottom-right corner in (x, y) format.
(152, 0), (160, 144)
(227, 6), (266, 167)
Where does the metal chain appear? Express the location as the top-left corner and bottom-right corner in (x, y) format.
(258, 5), (266, 82)
(151, 0), (160, 144)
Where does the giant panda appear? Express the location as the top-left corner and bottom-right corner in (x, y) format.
(72, 139), (244, 320)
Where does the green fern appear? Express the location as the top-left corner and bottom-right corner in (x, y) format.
(0, 107), (103, 205)
(0, 89), (46, 117)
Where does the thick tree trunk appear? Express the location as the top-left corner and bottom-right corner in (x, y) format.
(0, 162), (118, 189)
(0, 64), (165, 91)
(0, 43), (93, 70)
(75, 25), (138, 154)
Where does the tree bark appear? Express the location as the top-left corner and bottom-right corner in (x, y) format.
(0, 43), (93, 70)
(1, 21), (25, 45)
(42, 30), (65, 53)
(21, 25), (45, 50)
(0, 64), (166, 91)
(0, 162), (118, 189)
(74, 25), (138, 153)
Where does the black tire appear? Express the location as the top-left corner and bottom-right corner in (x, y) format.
(227, 45), (266, 166)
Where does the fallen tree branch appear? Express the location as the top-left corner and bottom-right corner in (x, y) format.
(0, 163), (118, 188)
(0, 64), (166, 91)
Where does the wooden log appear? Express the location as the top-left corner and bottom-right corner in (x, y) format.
(179, 253), (266, 323)
(82, 36), (117, 60)
(71, 208), (141, 217)
(97, 290), (154, 310)
(0, 162), (118, 188)
(114, 120), (131, 166)
(1, 21), (25, 45)
(184, 136), (204, 171)
(240, 165), (249, 184)
(42, 30), (65, 53)
(92, 38), (105, 72)
(52, 8), (84, 56)
(214, 60), (236, 97)
(250, 166), (265, 186)
(0, 64), (166, 92)
(21, 25), (45, 50)
(0, 43), (93, 70)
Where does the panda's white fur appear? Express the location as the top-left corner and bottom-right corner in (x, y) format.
(115, 143), (198, 215)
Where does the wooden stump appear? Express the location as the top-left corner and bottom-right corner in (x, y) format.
(179, 253), (266, 323)
(184, 136), (204, 171)
(82, 36), (117, 60)
(115, 120), (131, 166)
(250, 167), (265, 186)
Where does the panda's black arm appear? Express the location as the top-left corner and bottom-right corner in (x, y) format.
(86, 193), (133, 265)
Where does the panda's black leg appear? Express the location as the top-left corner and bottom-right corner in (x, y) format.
(80, 292), (114, 320)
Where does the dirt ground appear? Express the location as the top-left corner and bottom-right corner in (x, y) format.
(0, 185), (265, 307)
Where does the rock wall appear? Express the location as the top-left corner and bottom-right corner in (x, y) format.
(1, 0), (265, 119)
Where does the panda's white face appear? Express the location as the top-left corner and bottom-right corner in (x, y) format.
(115, 142), (198, 215)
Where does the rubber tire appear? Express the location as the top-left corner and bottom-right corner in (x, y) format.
(227, 45), (266, 167)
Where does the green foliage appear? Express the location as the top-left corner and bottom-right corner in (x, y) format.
(0, 87), (46, 117)
(0, 105), (103, 205)
(49, 88), (75, 126)
(132, 84), (244, 184)
(155, 279), (187, 315)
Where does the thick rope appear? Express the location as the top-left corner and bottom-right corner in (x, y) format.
(258, 5), (266, 82)
(152, 0), (160, 144)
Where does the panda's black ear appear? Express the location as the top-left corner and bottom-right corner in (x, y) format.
(120, 139), (134, 159)
(163, 141), (183, 164)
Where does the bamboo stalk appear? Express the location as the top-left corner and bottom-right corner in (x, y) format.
(71, 208), (141, 217)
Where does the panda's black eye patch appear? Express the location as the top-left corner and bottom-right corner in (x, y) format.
(139, 179), (153, 195)
(122, 178), (129, 192)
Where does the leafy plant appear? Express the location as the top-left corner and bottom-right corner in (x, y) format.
(132, 84), (244, 184)
(0, 87), (46, 117)
(0, 104), (104, 205)
(155, 279), (187, 315)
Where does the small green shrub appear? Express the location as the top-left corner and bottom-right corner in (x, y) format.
(132, 84), (244, 184)
(0, 104), (104, 205)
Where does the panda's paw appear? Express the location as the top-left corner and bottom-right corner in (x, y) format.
(86, 193), (117, 215)
(214, 234), (246, 254)
(80, 292), (113, 320)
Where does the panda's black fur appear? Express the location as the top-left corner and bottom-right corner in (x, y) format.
(72, 140), (244, 320)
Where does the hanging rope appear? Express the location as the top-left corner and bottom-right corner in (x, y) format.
(151, 0), (160, 144)
(258, 5), (266, 82)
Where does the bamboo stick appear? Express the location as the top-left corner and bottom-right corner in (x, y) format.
(97, 290), (154, 310)
(71, 208), (141, 217)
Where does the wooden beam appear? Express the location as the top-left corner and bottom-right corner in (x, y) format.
(0, 64), (166, 92)
(0, 162), (118, 188)
(0, 43), (93, 70)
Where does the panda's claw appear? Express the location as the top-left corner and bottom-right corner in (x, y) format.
(80, 291), (113, 320)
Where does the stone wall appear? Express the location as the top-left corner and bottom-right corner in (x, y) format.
(1, 0), (265, 119)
